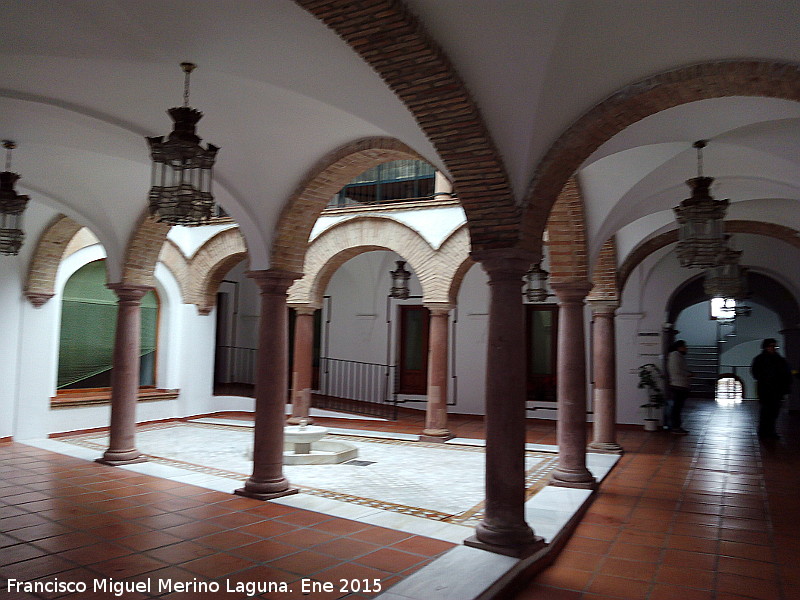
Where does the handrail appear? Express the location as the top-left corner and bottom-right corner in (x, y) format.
(317, 356), (398, 419)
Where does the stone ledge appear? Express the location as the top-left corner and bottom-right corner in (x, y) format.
(50, 388), (179, 409)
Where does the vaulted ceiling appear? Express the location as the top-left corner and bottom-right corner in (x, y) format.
(2, 1), (799, 276)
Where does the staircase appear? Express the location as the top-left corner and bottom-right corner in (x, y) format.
(686, 345), (718, 398)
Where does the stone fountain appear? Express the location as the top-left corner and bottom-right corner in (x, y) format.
(282, 419), (358, 465)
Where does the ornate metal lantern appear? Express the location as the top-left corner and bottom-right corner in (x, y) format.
(146, 62), (219, 226)
(674, 140), (729, 268)
(703, 242), (748, 300)
(524, 263), (551, 302)
(389, 260), (411, 299)
(0, 140), (30, 256)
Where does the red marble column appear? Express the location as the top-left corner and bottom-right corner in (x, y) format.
(97, 284), (150, 466)
(589, 301), (623, 453)
(420, 304), (453, 442)
(236, 269), (301, 501)
(288, 306), (316, 425)
(550, 280), (596, 489)
(465, 250), (544, 558)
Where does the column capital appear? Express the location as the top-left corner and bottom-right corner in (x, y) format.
(247, 269), (302, 295)
(289, 303), (320, 315)
(551, 279), (593, 303)
(423, 302), (454, 315)
(588, 300), (620, 315)
(107, 283), (152, 303)
(471, 248), (541, 282)
(25, 291), (54, 308)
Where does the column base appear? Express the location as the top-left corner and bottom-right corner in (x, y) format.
(464, 533), (545, 558)
(587, 441), (624, 454)
(419, 429), (453, 443)
(286, 416), (314, 425)
(95, 450), (147, 467)
(550, 467), (597, 490)
(234, 486), (299, 501)
(235, 476), (298, 501)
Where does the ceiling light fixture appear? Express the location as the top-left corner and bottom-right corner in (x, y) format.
(146, 62), (219, 226)
(674, 140), (729, 268)
(0, 140), (30, 256)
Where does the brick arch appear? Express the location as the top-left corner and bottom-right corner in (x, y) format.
(121, 215), (171, 286)
(189, 228), (249, 314)
(288, 216), (446, 306)
(296, 0), (521, 254)
(587, 238), (619, 302)
(271, 137), (428, 273)
(156, 240), (190, 304)
(524, 60), (800, 243)
(24, 215), (85, 307)
(546, 176), (589, 284)
(437, 225), (473, 304)
(617, 220), (800, 294)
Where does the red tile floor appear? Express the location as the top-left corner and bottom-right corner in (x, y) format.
(1, 398), (798, 600)
(512, 399), (800, 600)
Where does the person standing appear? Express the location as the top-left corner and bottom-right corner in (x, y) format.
(751, 338), (792, 440)
(666, 340), (692, 434)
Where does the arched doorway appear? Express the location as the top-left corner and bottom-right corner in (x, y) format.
(667, 272), (800, 401)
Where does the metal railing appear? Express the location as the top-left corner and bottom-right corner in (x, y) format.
(316, 357), (398, 419)
(215, 345), (257, 385)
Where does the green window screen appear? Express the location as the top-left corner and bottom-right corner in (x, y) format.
(58, 260), (158, 389)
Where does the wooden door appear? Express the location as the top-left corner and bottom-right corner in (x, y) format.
(398, 305), (430, 394)
(526, 304), (558, 402)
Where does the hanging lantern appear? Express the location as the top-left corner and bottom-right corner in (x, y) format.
(703, 243), (748, 300)
(389, 260), (411, 299)
(524, 263), (551, 302)
(0, 140), (30, 256)
(146, 62), (219, 226)
(674, 140), (729, 268)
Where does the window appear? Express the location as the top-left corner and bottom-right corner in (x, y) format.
(330, 160), (436, 207)
(57, 260), (158, 389)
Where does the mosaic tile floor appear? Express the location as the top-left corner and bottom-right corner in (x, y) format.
(58, 422), (559, 528)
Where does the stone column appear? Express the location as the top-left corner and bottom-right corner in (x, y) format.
(420, 303), (453, 442)
(550, 280), (596, 489)
(434, 171), (453, 201)
(588, 301), (623, 453)
(464, 249), (544, 558)
(288, 305), (317, 425)
(236, 269), (301, 501)
(97, 284), (150, 466)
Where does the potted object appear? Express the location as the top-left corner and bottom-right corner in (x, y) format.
(638, 363), (665, 432)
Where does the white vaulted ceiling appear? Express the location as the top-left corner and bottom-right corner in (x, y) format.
(1, 0), (799, 275)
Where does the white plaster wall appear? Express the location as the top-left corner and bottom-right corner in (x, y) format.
(453, 263), (489, 415)
(191, 258), (257, 414)
(167, 223), (237, 258)
(15, 244), (107, 439)
(617, 248), (694, 424)
(0, 257), (23, 439)
(10, 238), (238, 438)
(310, 205), (466, 250)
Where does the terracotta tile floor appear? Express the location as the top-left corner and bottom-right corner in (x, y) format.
(2, 399), (798, 599)
(0, 437), (453, 599)
(512, 399), (800, 600)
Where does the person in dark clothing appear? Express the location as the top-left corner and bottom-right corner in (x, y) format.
(666, 340), (692, 434)
(751, 338), (792, 439)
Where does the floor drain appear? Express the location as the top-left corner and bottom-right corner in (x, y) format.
(344, 460), (376, 467)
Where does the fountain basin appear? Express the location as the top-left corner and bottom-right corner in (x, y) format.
(282, 424), (358, 465)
